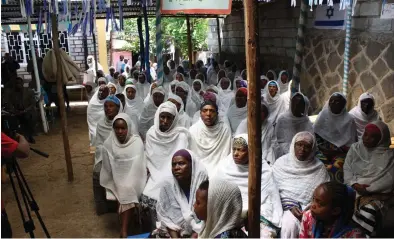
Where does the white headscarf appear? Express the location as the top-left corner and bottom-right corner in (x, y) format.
(263, 80), (289, 124)
(107, 82), (118, 95)
(226, 88), (247, 134)
(123, 85), (143, 131)
(169, 80), (178, 94)
(87, 55), (103, 77)
(189, 108), (232, 177)
(217, 77), (235, 115)
(168, 93), (192, 128)
(143, 101), (191, 200)
(156, 149), (208, 236)
(266, 69), (277, 81)
(349, 92), (380, 140)
(260, 75), (269, 98)
(277, 70), (291, 95)
(217, 134), (283, 228)
(87, 89), (105, 146)
(199, 179), (243, 238)
(175, 81), (197, 118)
(314, 92), (357, 147)
(233, 76), (243, 94)
(138, 86), (166, 140)
(272, 132), (330, 209)
(136, 72), (151, 100)
(144, 83), (158, 104)
(191, 79), (204, 107)
(275, 93), (313, 157)
(100, 113), (147, 204)
(344, 121), (394, 194)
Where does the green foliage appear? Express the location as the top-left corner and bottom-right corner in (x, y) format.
(118, 17), (208, 57)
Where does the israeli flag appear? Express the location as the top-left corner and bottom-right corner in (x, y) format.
(314, 3), (346, 29)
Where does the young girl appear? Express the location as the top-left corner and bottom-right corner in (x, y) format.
(299, 182), (365, 238)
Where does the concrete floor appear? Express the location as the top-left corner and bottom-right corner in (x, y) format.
(1, 105), (119, 238)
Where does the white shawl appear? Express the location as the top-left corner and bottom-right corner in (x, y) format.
(143, 83), (157, 104)
(191, 79), (204, 107)
(275, 93), (313, 157)
(199, 179), (243, 238)
(143, 102), (191, 200)
(226, 93), (247, 134)
(87, 90), (105, 146)
(100, 113), (147, 204)
(263, 81), (289, 124)
(344, 121), (394, 194)
(107, 82), (118, 94)
(138, 87), (166, 140)
(217, 77), (235, 115)
(217, 134), (283, 228)
(123, 85), (143, 133)
(235, 118), (277, 164)
(277, 70), (291, 95)
(168, 93), (192, 128)
(94, 116), (114, 166)
(349, 92), (380, 140)
(189, 118), (232, 177)
(272, 132), (330, 209)
(176, 81), (197, 118)
(266, 70), (277, 81)
(314, 93), (357, 147)
(156, 150), (208, 235)
(136, 73), (151, 100)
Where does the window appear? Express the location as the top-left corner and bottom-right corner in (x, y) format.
(4, 31), (70, 65)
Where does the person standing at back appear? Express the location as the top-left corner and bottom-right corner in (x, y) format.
(116, 55), (124, 73)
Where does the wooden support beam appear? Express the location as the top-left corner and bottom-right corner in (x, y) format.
(216, 17), (222, 63)
(186, 16), (193, 70)
(244, 0), (262, 237)
(51, 13), (74, 182)
(92, 33), (99, 81)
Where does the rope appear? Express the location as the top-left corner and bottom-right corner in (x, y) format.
(155, 0), (163, 85)
(342, 0), (353, 97)
(291, 0), (307, 94)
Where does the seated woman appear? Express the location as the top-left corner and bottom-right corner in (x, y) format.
(100, 113), (146, 238)
(314, 92), (357, 183)
(277, 70), (291, 95)
(168, 94), (192, 128)
(217, 134), (283, 238)
(275, 93), (313, 158)
(263, 81), (289, 124)
(143, 82), (158, 104)
(344, 121), (394, 237)
(236, 103), (276, 164)
(155, 149), (208, 238)
(191, 79), (204, 107)
(138, 86), (165, 140)
(227, 88), (248, 135)
(194, 179), (247, 238)
(123, 85), (143, 127)
(299, 182), (365, 238)
(176, 81), (197, 118)
(107, 82), (117, 95)
(87, 85), (109, 146)
(272, 132), (330, 238)
(349, 92), (380, 140)
(217, 77), (234, 115)
(93, 95), (121, 215)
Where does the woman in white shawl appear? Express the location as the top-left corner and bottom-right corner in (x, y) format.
(175, 81), (197, 118)
(143, 82), (158, 104)
(93, 95), (121, 215)
(277, 70), (291, 95)
(226, 87), (247, 134)
(344, 121), (394, 236)
(195, 179), (247, 238)
(142, 101), (191, 229)
(274, 92), (313, 158)
(99, 113), (146, 237)
(264, 80), (289, 124)
(84, 80), (97, 102)
(217, 134), (283, 238)
(87, 55), (103, 77)
(123, 85), (143, 131)
(169, 80), (177, 94)
(122, 65), (132, 79)
(155, 149), (208, 238)
(191, 79), (204, 107)
(349, 92), (380, 140)
(107, 82), (117, 95)
(138, 86), (166, 140)
(168, 93), (192, 128)
(87, 86), (109, 146)
(314, 92), (357, 183)
(236, 103), (276, 164)
(189, 100), (232, 177)
(272, 132), (330, 238)
(217, 77), (234, 115)
(266, 69), (277, 81)
(136, 72), (151, 100)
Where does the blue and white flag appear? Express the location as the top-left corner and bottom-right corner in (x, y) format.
(314, 3), (346, 29)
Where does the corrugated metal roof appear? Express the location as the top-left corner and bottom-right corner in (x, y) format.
(1, 0), (246, 24)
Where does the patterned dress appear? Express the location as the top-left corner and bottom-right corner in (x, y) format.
(299, 210), (366, 238)
(215, 228), (247, 238)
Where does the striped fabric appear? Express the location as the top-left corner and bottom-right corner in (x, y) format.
(352, 200), (384, 236)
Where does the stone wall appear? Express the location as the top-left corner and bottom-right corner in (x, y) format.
(1, 29), (99, 85)
(207, 0), (394, 133)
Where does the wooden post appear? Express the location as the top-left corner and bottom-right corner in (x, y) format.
(244, 0), (262, 237)
(92, 33), (99, 80)
(216, 17), (222, 63)
(186, 16), (193, 70)
(51, 13), (74, 182)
